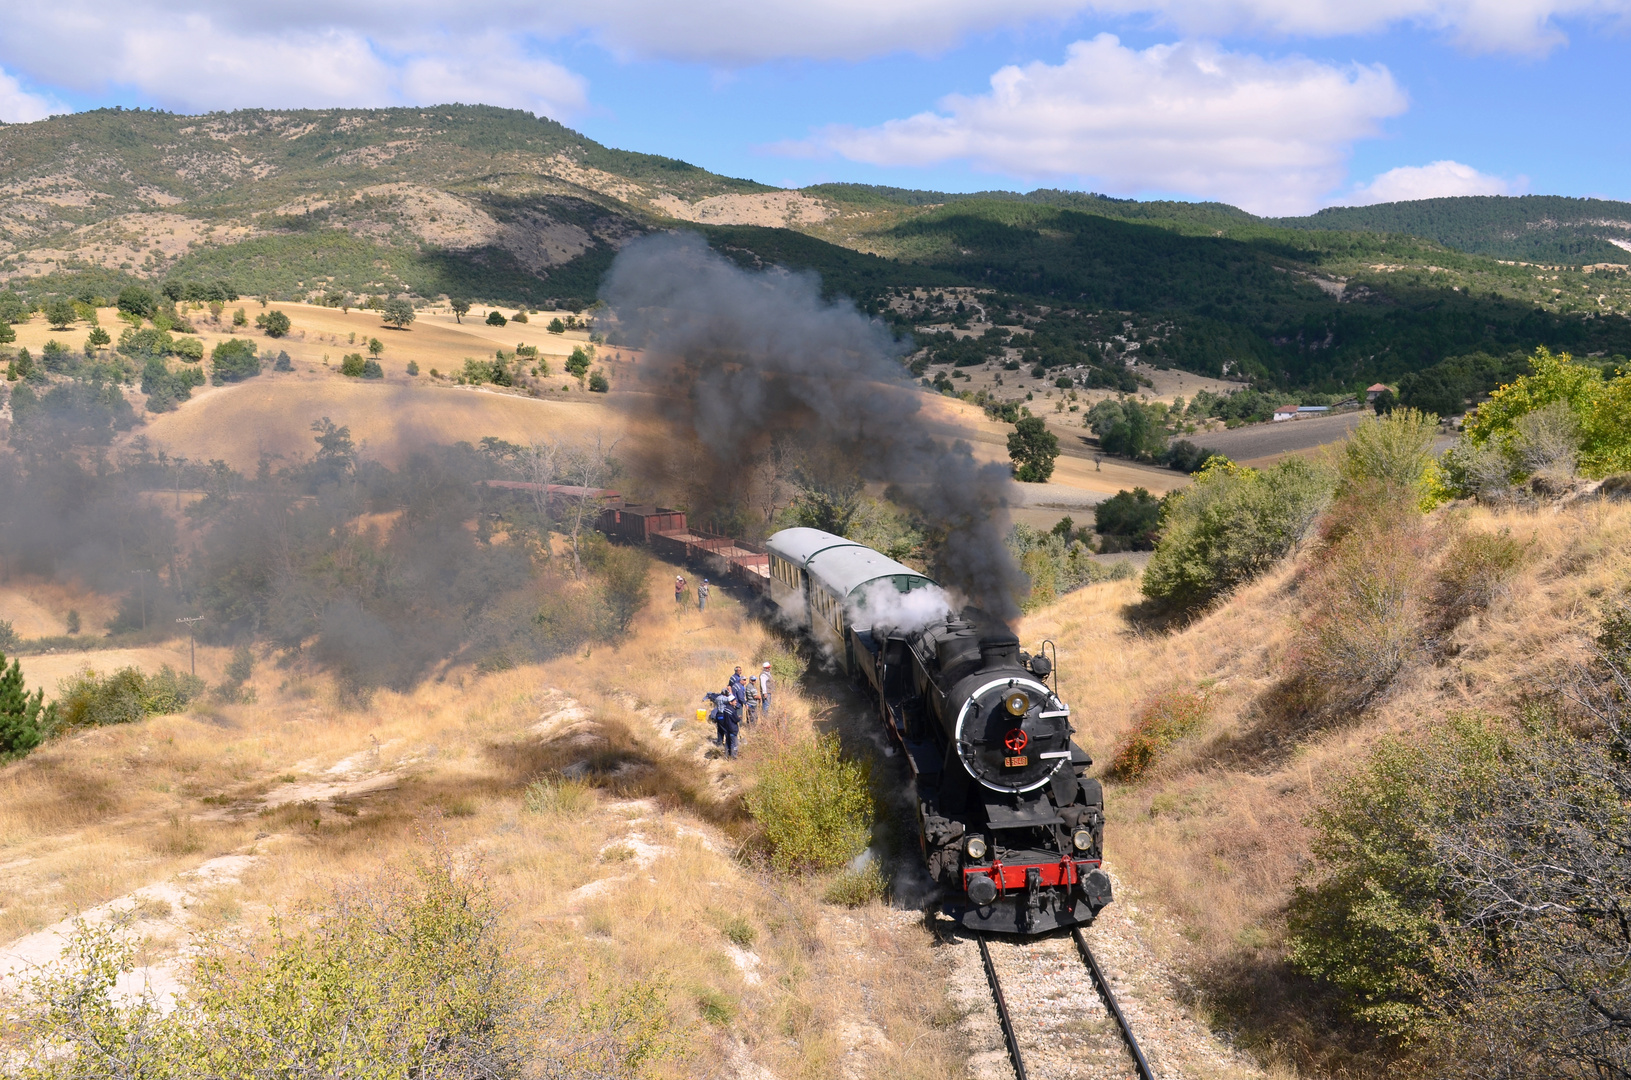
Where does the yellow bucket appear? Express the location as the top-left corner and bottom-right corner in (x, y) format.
(696, 708), (708, 722)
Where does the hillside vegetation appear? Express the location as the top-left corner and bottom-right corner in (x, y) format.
(2, 106), (1630, 397)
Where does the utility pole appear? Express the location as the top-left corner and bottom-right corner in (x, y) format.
(130, 569), (151, 631)
(176, 616), (204, 676)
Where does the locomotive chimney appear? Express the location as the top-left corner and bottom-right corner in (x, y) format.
(978, 632), (1021, 670)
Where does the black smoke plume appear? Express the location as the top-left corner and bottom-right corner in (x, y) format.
(600, 232), (1026, 620)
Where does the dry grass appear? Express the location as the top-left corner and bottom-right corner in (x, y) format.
(1018, 497), (1631, 1072)
(0, 560), (968, 1076)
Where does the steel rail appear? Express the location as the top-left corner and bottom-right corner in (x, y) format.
(977, 934), (1030, 1080)
(1072, 926), (1158, 1080)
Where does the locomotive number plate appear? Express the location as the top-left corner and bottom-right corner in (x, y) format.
(1003, 755), (1028, 767)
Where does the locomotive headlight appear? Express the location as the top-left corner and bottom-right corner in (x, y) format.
(965, 836), (988, 860)
(1072, 828), (1093, 852)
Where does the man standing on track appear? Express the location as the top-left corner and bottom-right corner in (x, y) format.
(757, 661), (773, 719)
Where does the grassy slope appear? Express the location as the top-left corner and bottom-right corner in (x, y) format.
(1023, 496), (1631, 1070)
(0, 563), (973, 1078)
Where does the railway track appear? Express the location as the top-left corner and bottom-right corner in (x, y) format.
(975, 928), (1157, 1080)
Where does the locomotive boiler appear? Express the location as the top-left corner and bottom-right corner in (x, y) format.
(764, 527), (1111, 935)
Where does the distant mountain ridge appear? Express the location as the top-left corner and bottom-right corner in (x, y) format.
(1272, 196), (1631, 264)
(1, 104), (1628, 392)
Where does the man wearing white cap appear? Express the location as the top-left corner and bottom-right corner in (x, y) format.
(757, 661), (773, 719)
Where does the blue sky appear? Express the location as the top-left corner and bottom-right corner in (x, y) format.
(0, 1), (1624, 215)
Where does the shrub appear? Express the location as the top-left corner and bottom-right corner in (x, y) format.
(1107, 688), (1209, 781)
(1006, 524), (1104, 610)
(254, 308), (291, 337)
(56, 665), (204, 728)
(1095, 487), (1162, 551)
(361, 359), (384, 379)
(340, 352), (366, 377)
(272, 350), (293, 372)
(1291, 486), (1431, 708)
(1436, 526), (1526, 625)
(406, 360), (419, 376)
(172, 336), (204, 361)
(588, 369), (609, 393)
(1464, 346), (1631, 479)
(231, 306), (247, 326)
(116, 284), (157, 320)
(511, 311), (528, 323)
(2, 651), (55, 759)
(486, 309), (507, 327)
(747, 735), (873, 873)
(547, 317), (565, 334)
(1340, 407), (1440, 504)
(0, 619), (17, 650)
(209, 338), (260, 384)
(1142, 457), (1333, 612)
(1286, 716), (1513, 1037)
(824, 862), (888, 906)
(566, 346), (592, 381)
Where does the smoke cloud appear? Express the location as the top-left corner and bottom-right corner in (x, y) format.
(600, 231), (1026, 620)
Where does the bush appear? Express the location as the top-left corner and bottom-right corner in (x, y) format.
(566, 346), (591, 380)
(56, 665), (204, 728)
(1290, 485), (1431, 709)
(0, 619), (16, 650)
(2, 651), (55, 759)
(1286, 716), (1514, 1036)
(1436, 526), (1526, 625)
(588, 369), (609, 393)
(405, 360), (419, 376)
(1107, 688), (1209, 781)
(116, 285), (157, 320)
(1095, 487), (1162, 551)
(1464, 346), (1631, 479)
(748, 735), (873, 873)
(340, 352), (366, 377)
(1142, 458), (1333, 612)
(254, 308), (291, 337)
(486, 309), (507, 327)
(209, 338), (260, 384)
(1006, 524), (1104, 610)
(547, 317), (565, 334)
(361, 358), (384, 379)
(1340, 407), (1440, 503)
(272, 350), (293, 372)
(173, 336), (204, 361)
(824, 862), (888, 906)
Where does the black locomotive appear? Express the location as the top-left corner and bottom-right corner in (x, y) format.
(764, 528), (1111, 935)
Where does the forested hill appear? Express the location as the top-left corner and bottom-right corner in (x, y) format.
(1, 105), (1628, 394)
(1273, 195), (1631, 264)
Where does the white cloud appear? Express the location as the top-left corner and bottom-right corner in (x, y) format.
(1336, 159), (1525, 204)
(0, 0), (1619, 115)
(796, 35), (1407, 216)
(0, 64), (60, 123)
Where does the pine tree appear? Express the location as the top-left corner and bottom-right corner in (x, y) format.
(0, 652), (54, 758)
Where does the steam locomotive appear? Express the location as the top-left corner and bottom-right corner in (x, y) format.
(764, 527), (1112, 935)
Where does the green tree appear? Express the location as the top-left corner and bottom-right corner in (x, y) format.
(547, 317), (566, 334)
(588, 369), (609, 393)
(485, 309), (507, 327)
(231, 306), (248, 327)
(566, 346), (592, 384)
(1142, 458), (1333, 612)
(381, 297), (416, 329)
(1095, 487), (1163, 550)
(450, 298), (470, 323)
(1, 651), (56, 759)
(116, 285), (157, 320)
(1341, 407), (1441, 503)
(0, 321), (14, 345)
(210, 338), (261, 384)
(43, 297), (77, 329)
(367, 337), (385, 358)
(1008, 416), (1060, 482)
(340, 353), (366, 377)
(86, 325), (111, 351)
(254, 309), (291, 337)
